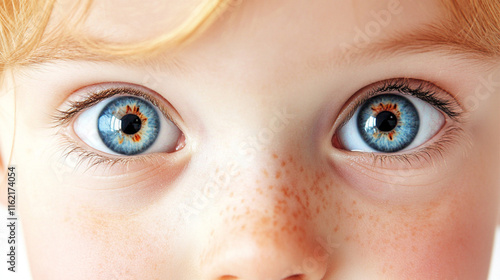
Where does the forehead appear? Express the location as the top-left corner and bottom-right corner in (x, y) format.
(54, 0), (444, 58)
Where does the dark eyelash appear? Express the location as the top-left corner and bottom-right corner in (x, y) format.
(337, 78), (468, 168)
(51, 87), (174, 127)
(368, 78), (463, 120)
(50, 86), (178, 169)
(344, 78), (464, 129)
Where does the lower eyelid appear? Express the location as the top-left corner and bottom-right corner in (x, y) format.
(333, 122), (467, 169)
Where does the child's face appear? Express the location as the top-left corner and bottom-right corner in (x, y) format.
(5, 0), (500, 279)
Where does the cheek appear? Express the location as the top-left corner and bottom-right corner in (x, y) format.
(51, 206), (186, 279)
(347, 173), (498, 279)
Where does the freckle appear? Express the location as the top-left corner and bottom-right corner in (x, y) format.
(256, 188), (263, 195)
(229, 192), (234, 197)
(272, 153), (278, 159)
(275, 171), (281, 179)
(299, 166), (304, 172)
(281, 186), (291, 198)
(352, 200), (357, 205)
(268, 185), (274, 190)
(281, 160), (286, 167)
(316, 206), (320, 214)
(262, 169), (269, 177)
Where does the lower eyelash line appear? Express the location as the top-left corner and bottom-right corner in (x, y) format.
(55, 133), (166, 174)
(367, 124), (471, 168)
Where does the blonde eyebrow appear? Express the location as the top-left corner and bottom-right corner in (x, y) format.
(23, 39), (191, 74)
(25, 21), (499, 73)
(333, 23), (500, 67)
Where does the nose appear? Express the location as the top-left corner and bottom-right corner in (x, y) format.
(202, 233), (328, 280)
(198, 155), (329, 280)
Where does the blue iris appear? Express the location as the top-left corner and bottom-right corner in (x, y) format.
(98, 96), (160, 155)
(357, 94), (419, 153)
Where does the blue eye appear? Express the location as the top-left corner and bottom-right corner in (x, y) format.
(74, 94), (182, 156)
(337, 93), (444, 153)
(97, 96), (160, 155)
(356, 94), (419, 152)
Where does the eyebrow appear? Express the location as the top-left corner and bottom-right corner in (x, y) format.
(331, 23), (499, 67)
(27, 23), (499, 71)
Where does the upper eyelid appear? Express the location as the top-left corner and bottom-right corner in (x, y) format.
(52, 86), (177, 128)
(336, 78), (464, 130)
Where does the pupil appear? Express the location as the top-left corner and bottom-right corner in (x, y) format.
(121, 114), (142, 134)
(376, 111), (398, 132)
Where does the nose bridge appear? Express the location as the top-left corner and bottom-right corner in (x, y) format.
(198, 148), (331, 279)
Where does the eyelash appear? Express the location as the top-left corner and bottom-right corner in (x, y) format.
(335, 78), (468, 167)
(52, 87), (177, 170)
(52, 79), (467, 170)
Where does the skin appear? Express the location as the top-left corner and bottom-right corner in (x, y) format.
(1, 0), (500, 279)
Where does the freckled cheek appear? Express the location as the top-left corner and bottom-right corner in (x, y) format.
(355, 193), (494, 279)
(64, 210), (181, 279)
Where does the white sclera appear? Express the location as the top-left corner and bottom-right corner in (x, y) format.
(74, 95), (182, 156)
(337, 94), (444, 153)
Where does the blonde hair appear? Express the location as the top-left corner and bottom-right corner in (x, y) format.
(0, 0), (500, 74)
(0, 0), (232, 69)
